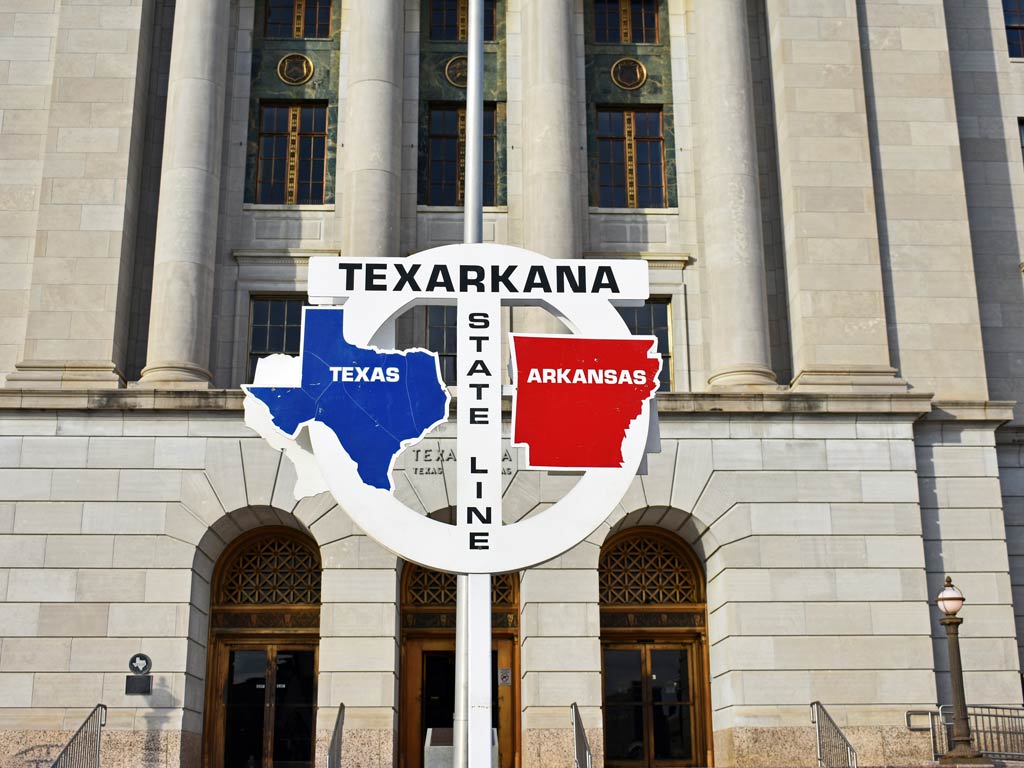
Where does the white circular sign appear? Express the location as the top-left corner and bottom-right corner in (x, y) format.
(249, 244), (658, 574)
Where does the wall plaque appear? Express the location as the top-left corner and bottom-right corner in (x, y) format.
(445, 55), (468, 88)
(611, 57), (647, 90)
(278, 54), (315, 86)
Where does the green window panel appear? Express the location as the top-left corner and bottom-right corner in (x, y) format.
(585, 0), (677, 208)
(245, 0), (340, 205)
(418, 0), (507, 208)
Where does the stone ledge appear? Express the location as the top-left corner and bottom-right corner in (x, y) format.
(924, 400), (1017, 424)
(0, 388), (941, 416)
(0, 388), (246, 411)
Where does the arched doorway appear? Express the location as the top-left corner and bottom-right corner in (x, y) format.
(203, 527), (321, 768)
(599, 527), (711, 767)
(399, 564), (520, 768)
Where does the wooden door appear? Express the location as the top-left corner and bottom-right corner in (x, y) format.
(602, 641), (704, 767)
(206, 638), (319, 768)
(400, 636), (518, 768)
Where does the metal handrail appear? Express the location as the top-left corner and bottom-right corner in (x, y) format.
(943, 704), (1024, 759)
(50, 704), (106, 768)
(327, 703), (345, 768)
(810, 701), (857, 768)
(905, 709), (944, 760)
(570, 702), (592, 768)
(906, 705), (1024, 760)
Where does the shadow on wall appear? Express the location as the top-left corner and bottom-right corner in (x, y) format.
(939, 0), (1024, 705)
(860, 0), (1024, 705)
(12, 742), (62, 768)
(749, 0), (793, 384)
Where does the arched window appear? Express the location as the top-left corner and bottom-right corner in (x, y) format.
(599, 528), (703, 610)
(211, 527), (321, 631)
(401, 563), (517, 630)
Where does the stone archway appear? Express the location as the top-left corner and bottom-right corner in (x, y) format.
(201, 526), (322, 768)
(599, 526), (711, 768)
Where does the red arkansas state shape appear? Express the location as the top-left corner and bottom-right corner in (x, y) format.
(510, 334), (662, 469)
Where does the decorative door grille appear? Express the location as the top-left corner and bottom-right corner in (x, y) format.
(219, 534), (322, 605)
(402, 564), (518, 631)
(405, 566), (516, 608)
(599, 532), (699, 606)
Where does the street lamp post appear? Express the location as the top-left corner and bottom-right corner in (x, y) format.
(937, 576), (985, 764)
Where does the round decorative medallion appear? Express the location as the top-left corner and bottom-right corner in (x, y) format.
(277, 53), (314, 86)
(445, 55), (468, 88)
(611, 57), (647, 90)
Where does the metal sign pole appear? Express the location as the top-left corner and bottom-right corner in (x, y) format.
(454, 1), (492, 767)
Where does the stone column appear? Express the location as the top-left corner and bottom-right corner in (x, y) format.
(138, 0), (229, 386)
(339, 0), (403, 259)
(517, 0), (578, 334)
(521, 0), (578, 260)
(695, 0), (776, 388)
(763, 0), (904, 393)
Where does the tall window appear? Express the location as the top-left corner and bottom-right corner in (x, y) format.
(597, 108), (665, 208)
(425, 306), (458, 385)
(257, 104), (328, 205)
(248, 297), (305, 382)
(427, 104), (497, 206)
(617, 298), (671, 391)
(1007, 0), (1024, 57)
(265, 0), (332, 38)
(430, 0), (497, 41)
(594, 0), (658, 43)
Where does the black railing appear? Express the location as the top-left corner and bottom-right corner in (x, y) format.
(50, 704), (106, 768)
(327, 703), (345, 768)
(570, 702), (592, 768)
(810, 701), (857, 768)
(907, 704), (1024, 760)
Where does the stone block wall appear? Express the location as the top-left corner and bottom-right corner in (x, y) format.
(4, 397), (1015, 767)
(0, 403), (400, 768)
(0, 1), (60, 386)
(917, 413), (1021, 706)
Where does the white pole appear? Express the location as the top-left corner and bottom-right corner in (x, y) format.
(453, 574), (469, 768)
(455, 1), (491, 767)
(463, 0), (484, 245)
(467, 572), (493, 766)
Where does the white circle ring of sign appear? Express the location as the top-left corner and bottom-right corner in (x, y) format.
(308, 243), (653, 574)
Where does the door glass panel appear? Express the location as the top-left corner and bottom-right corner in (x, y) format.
(272, 649), (316, 768)
(651, 648), (692, 761)
(418, 649), (503, 766)
(604, 649), (643, 704)
(491, 650), (499, 729)
(603, 649), (646, 762)
(423, 650), (457, 741)
(224, 650), (267, 768)
(604, 704), (647, 762)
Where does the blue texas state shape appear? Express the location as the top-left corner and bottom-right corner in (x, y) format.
(246, 308), (449, 491)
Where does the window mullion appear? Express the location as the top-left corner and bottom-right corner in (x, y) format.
(619, 0), (631, 43)
(286, 106), (301, 205)
(458, 0), (469, 41)
(293, 0), (306, 37)
(457, 107), (467, 206)
(624, 110), (637, 209)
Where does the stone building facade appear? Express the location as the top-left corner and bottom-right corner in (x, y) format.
(1, 1), (1024, 767)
